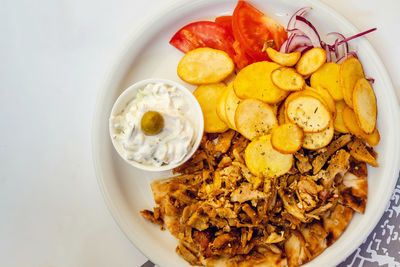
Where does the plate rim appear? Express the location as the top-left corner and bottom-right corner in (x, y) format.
(92, 0), (400, 266)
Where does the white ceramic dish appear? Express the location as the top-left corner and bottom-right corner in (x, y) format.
(109, 78), (204, 171)
(92, 0), (400, 266)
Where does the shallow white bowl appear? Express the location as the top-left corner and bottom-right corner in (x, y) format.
(92, 0), (400, 266)
(109, 78), (204, 171)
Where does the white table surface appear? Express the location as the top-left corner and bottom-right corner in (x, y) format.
(0, 0), (399, 266)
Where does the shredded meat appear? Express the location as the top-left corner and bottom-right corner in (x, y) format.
(141, 133), (373, 266)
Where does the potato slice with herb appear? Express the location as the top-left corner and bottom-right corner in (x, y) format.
(271, 67), (305, 91)
(286, 95), (331, 133)
(178, 47), (234, 84)
(266, 47), (301, 67)
(225, 83), (241, 130)
(310, 62), (342, 100)
(271, 123), (303, 154)
(342, 106), (380, 147)
(216, 84), (230, 124)
(305, 86), (336, 119)
(296, 47), (327, 76)
(333, 100), (349, 133)
(193, 83), (229, 133)
(235, 99), (277, 140)
(234, 61), (289, 104)
(303, 121), (334, 150)
(340, 57), (365, 107)
(245, 134), (293, 177)
(353, 78), (377, 134)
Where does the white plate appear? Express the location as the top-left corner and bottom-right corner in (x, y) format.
(92, 0), (400, 266)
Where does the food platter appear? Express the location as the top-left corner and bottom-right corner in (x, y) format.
(92, 0), (400, 266)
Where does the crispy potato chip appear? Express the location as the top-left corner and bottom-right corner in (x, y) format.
(271, 67), (305, 91)
(310, 62), (342, 100)
(245, 134), (293, 177)
(306, 86), (336, 119)
(362, 128), (380, 147)
(225, 83), (241, 130)
(234, 61), (289, 104)
(340, 57), (365, 108)
(342, 106), (380, 147)
(286, 95), (331, 133)
(177, 47), (234, 84)
(333, 100), (349, 133)
(216, 84), (230, 124)
(296, 47), (327, 76)
(302, 121), (334, 150)
(353, 78), (377, 134)
(235, 99), (277, 140)
(266, 47), (301, 66)
(193, 83), (229, 133)
(271, 123), (303, 154)
(277, 103), (287, 125)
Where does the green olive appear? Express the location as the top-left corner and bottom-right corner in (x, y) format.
(140, 111), (164, 135)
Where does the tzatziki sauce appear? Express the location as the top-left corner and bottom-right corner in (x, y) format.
(110, 82), (196, 167)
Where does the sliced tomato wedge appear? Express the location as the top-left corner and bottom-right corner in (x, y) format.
(215, 16), (255, 69)
(169, 21), (235, 58)
(215, 16), (234, 38)
(233, 41), (255, 69)
(232, 1), (287, 61)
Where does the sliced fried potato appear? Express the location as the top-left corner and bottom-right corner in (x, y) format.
(235, 99), (277, 140)
(353, 78), (377, 134)
(333, 100), (349, 133)
(225, 83), (241, 130)
(306, 86), (336, 119)
(342, 106), (380, 147)
(177, 47), (234, 84)
(296, 47), (327, 76)
(271, 103), (279, 115)
(193, 83), (229, 133)
(266, 47), (301, 67)
(271, 123), (304, 153)
(271, 67), (305, 91)
(362, 128), (380, 147)
(349, 138), (379, 167)
(302, 121), (334, 150)
(234, 61), (289, 104)
(277, 103), (287, 125)
(286, 95), (331, 133)
(310, 62), (342, 100)
(340, 57), (365, 107)
(216, 84), (230, 124)
(245, 134), (293, 177)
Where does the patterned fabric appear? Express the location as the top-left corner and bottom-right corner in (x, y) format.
(142, 174), (400, 267)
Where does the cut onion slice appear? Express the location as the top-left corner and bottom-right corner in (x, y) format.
(292, 45), (312, 53)
(321, 41), (332, 62)
(290, 16), (321, 47)
(286, 35), (313, 53)
(287, 7), (312, 30)
(337, 28), (377, 46)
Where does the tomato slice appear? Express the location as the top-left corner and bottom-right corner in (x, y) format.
(233, 41), (255, 69)
(169, 21), (235, 58)
(232, 1), (287, 61)
(215, 16), (255, 69)
(214, 16), (234, 38)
